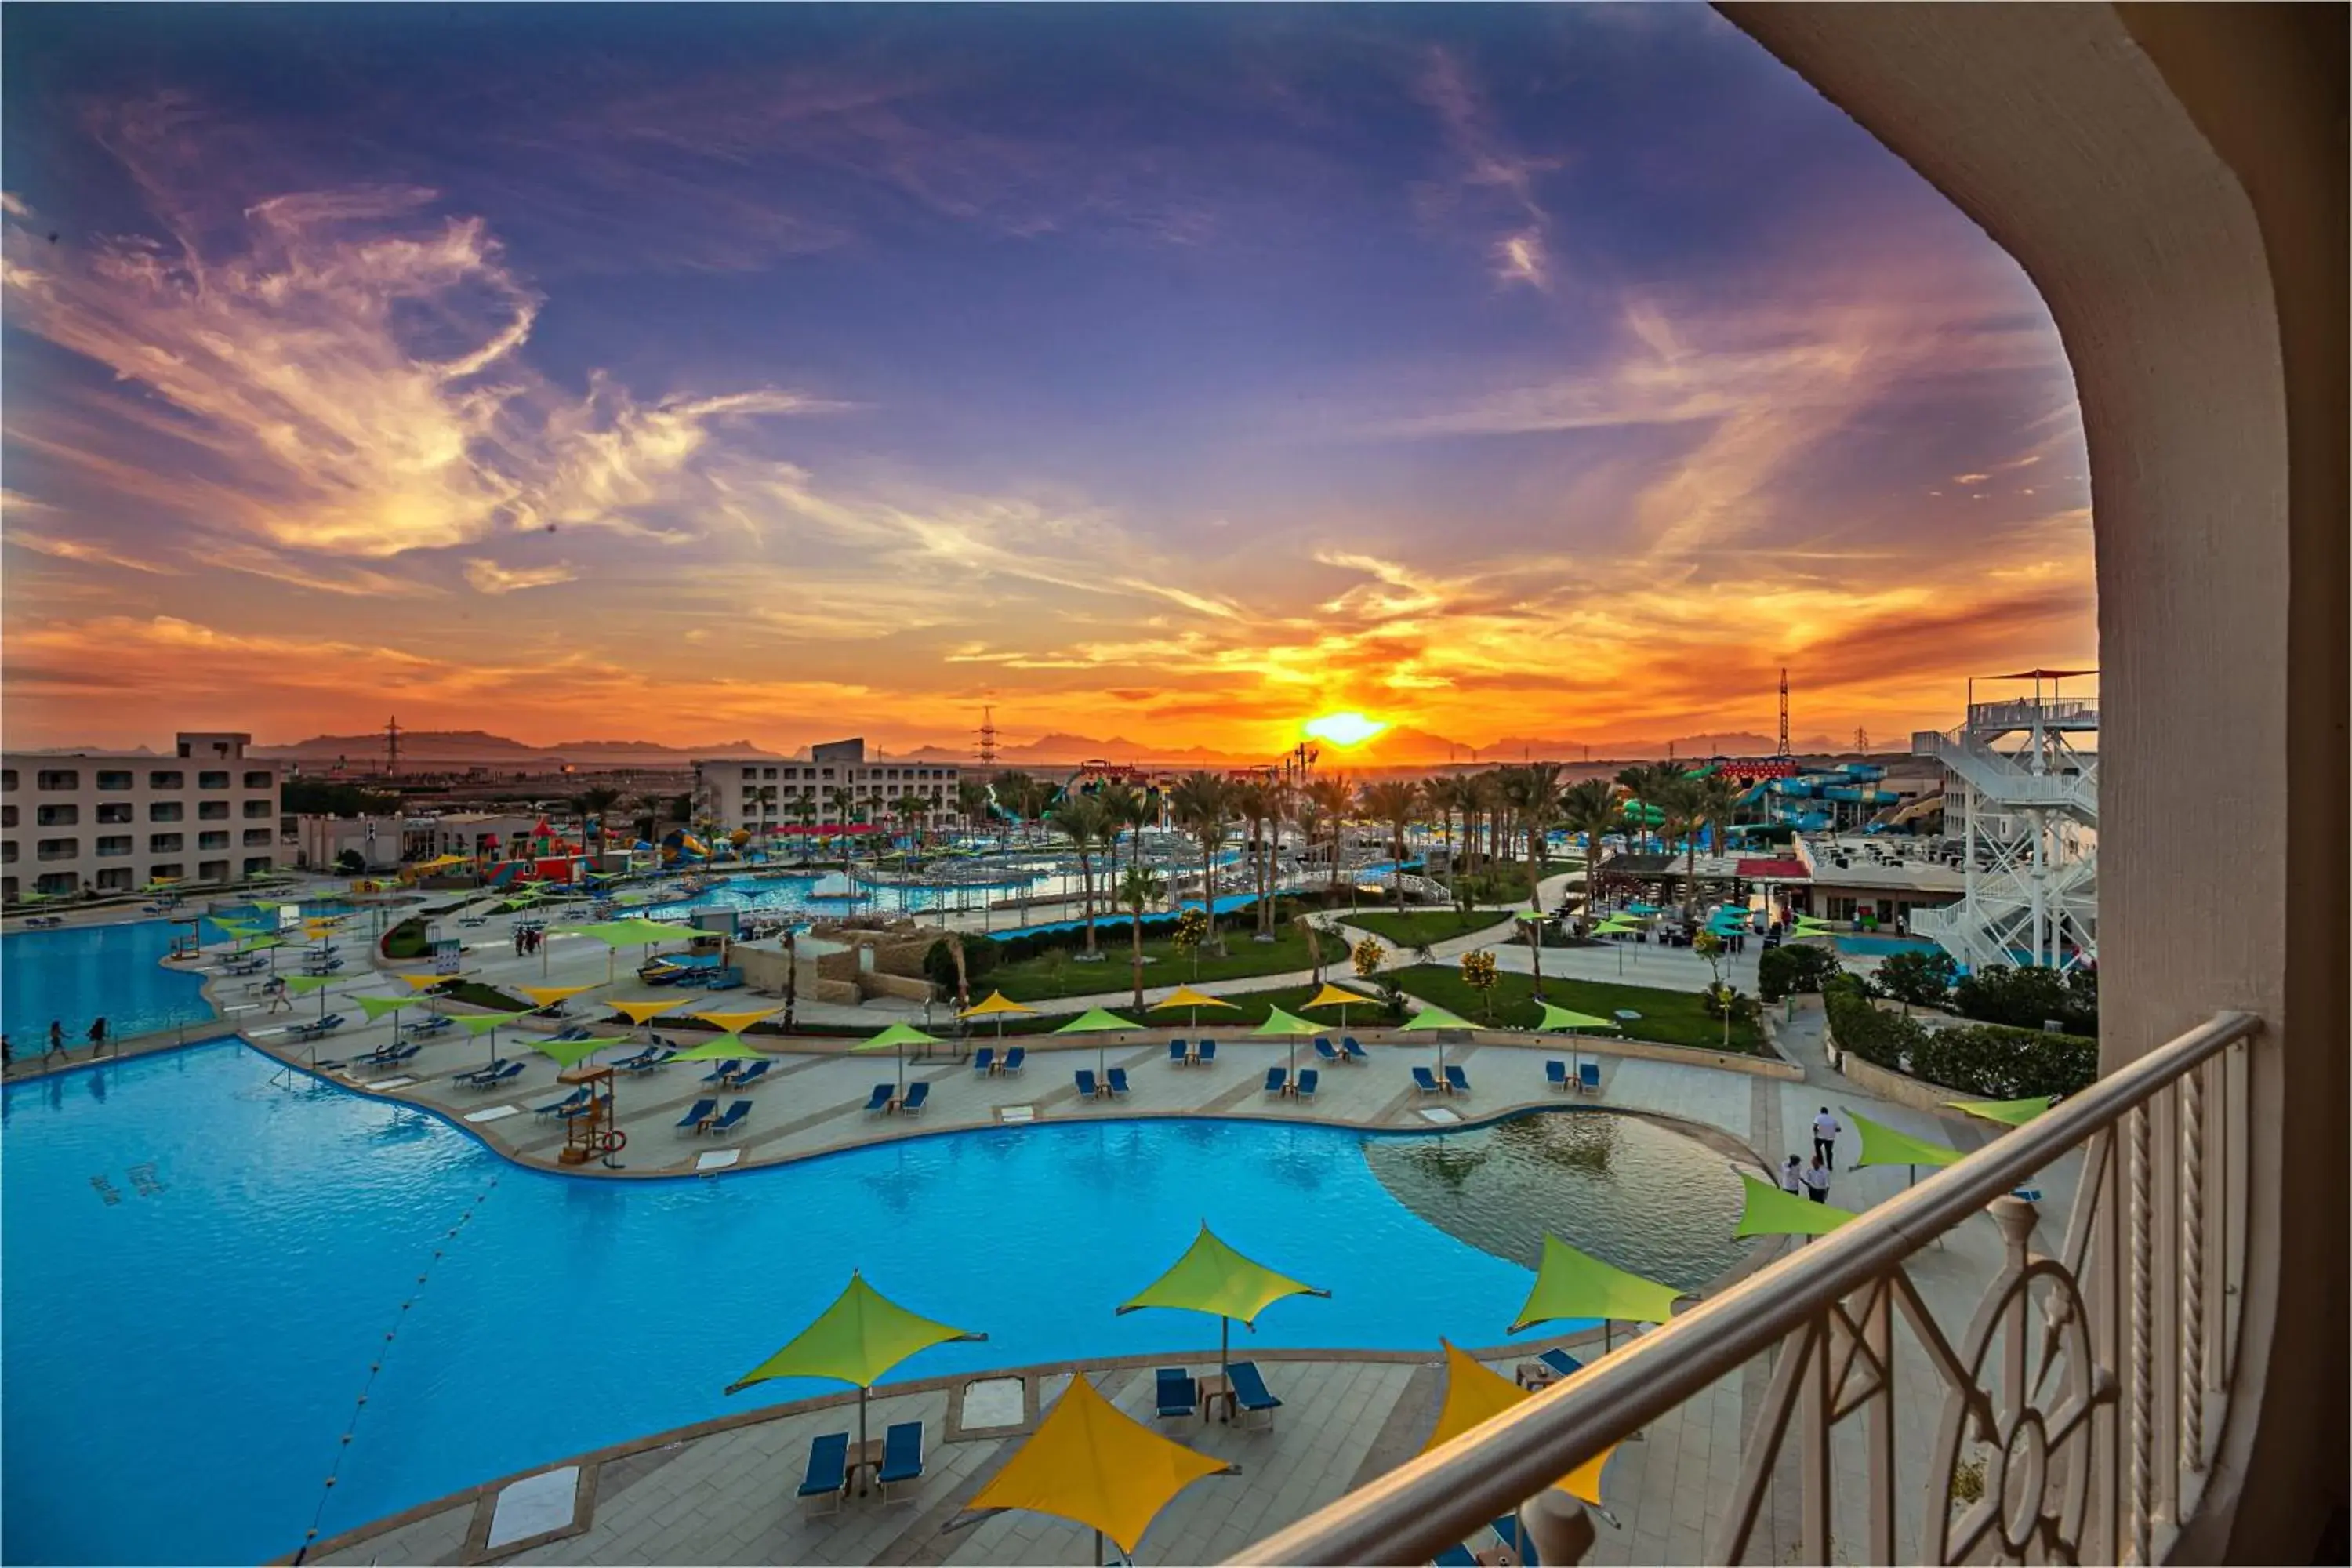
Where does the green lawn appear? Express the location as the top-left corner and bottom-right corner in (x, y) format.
(1345, 909), (1518, 949)
(1383, 963), (1762, 1054)
(985, 920), (1328, 1001)
(1446, 858), (1577, 906)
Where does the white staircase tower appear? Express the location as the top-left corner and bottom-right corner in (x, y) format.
(1909, 671), (2099, 973)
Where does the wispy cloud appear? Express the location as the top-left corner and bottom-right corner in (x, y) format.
(463, 558), (575, 594)
(5, 530), (182, 575)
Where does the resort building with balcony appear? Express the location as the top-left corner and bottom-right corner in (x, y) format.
(692, 739), (961, 839)
(1, 731), (281, 900)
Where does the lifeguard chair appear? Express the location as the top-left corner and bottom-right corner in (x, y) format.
(556, 1065), (627, 1167)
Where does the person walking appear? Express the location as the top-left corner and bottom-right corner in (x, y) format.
(46, 1020), (65, 1064)
(88, 1017), (108, 1058)
(1780, 1154), (1805, 1196)
(1813, 1105), (1843, 1171)
(2, 1033), (13, 1074)
(1802, 1152), (1833, 1204)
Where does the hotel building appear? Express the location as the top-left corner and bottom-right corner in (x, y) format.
(2, 732), (282, 900)
(691, 739), (960, 837)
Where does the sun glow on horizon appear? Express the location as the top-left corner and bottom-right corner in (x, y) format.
(1303, 711), (1388, 748)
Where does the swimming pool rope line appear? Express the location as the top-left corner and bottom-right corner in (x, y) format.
(293, 1170), (503, 1564)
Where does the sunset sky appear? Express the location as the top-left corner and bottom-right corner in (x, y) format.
(1, 5), (2092, 759)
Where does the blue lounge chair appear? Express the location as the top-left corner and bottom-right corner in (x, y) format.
(1196, 1040), (1217, 1065)
(1412, 1066), (1442, 1094)
(862, 1083), (894, 1114)
(972, 1047), (996, 1075)
(1578, 1062), (1602, 1095)
(359, 1042), (418, 1067)
(675, 1098), (718, 1133)
(1295, 1069), (1319, 1101)
(797, 1432), (850, 1512)
(699, 1059), (744, 1084)
(1314, 1038), (1340, 1064)
(620, 1047), (677, 1075)
(291, 1014), (346, 1041)
(535, 1088), (590, 1116)
(1105, 1068), (1131, 1098)
(1546, 1059), (1569, 1091)
(1538, 1348), (1585, 1381)
(876, 1420), (924, 1503)
(1168, 1040), (1189, 1065)
(706, 1100), (752, 1137)
(463, 1060), (524, 1090)
(1155, 1368), (1198, 1418)
(1444, 1064), (1472, 1096)
(1491, 1515), (1541, 1566)
(405, 1014), (452, 1037)
(1000, 1046), (1026, 1076)
(1227, 1359), (1283, 1425)
(1264, 1067), (1287, 1096)
(727, 1059), (773, 1090)
(705, 966), (745, 991)
(1074, 1069), (1100, 1098)
(1433, 1546), (1479, 1567)
(900, 1081), (930, 1115)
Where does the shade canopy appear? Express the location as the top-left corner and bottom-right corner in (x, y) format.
(1054, 1007), (1138, 1034)
(238, 935), (290, 953)
(1250, 1007), (1319, 1036)
(561, 918), (689, 946)
(1733, 1173), (1857, 1237)
(1946, 1094), (2056, 1127)
(962, 1374), (1229, 1556)
(724, 1270), (979, 1395)
(1149, 985), (1236, 1013)
(1117, 1223), (1329, 1326)
(852, 1022), (942, 1053)
(607, 998), (684, 1025)
(455, 1011), (531, 1036)
(1847, 1110), (1962, 1170)
(1537, 1003), (1617, 1032)
(518, 984), (596, 1009)
(1301, 983), (1367, 1011)
(959, 990), (1037, 1019)
(1422, 1341), (1615, 1507)
(694, 1007), (779, 1034)
(532, 1035), (634, 1068)
(281, 975), (336, 996)
(401, 972), (466, 991)
(350, 995), (410, 1022)
(1509, 1236), (1682, 1334)
(1401, 1004), (1475, 1032)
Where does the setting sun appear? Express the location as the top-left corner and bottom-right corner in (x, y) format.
(1304, 712), (1388, 748)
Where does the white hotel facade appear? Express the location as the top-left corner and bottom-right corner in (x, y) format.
(691, 738), (960, 837)
(2, 732), (282, 901)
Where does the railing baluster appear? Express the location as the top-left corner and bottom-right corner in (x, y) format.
(2127, 1102), (2154, 1564)
(2180, 1063), (2205, 1477)
(1802, 1314), (1832, 1566)
(1864, 1284), (1896, 1564)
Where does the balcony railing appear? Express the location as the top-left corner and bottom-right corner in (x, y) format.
(1236, 1011), (2259, 1567)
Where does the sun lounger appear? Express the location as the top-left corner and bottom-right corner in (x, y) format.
(862, 1083), (894, 1114)
(1105, 1068), (1131, 1098)
(1195, 1040), (1215, 1065)
(619, 1047), (677, 1074)
(291, 1014), (346, 1041)
(1295, 1069), (1319, 1101)
(463, 1059), (524, 1090)
(873, 1420), (925, 1503)
(676, 1097), (718, 1133)
(1538, 1348), (1585, 1381)
(1074, 1069), (1100, 1099)
(1168, 1040), (1189, 1065)
(1155, 1368), (1198, 1418)
(1433, 1545), (1479, 1567)
(1546, 1059), (1569, 1091)
(972, 1047), (996, 1075)
(1444, 1065), (1472, 1096)
(699, 1059), (745, 1084)
(899, 1081), (930, 1115)
(1491, 1515), (1541, 1566)
(1000, 1046), (1025, 1076)
(706, 1100), (752, 1137)
(535, 1088), (590, 1117)
(726, 1059), (772, 1089)
(1412, 1066), (1442, 1094)
(1314, 1038), (1340, 1064)
(798, 1432), (850, 1512)
(405, 1014), (452, 1036)
(1578, 1062), (1602, 1095)
(1226, 1359), (1282, 1425)
(704, 966), (745, 991)
(1264, 1067), (1287, 1096)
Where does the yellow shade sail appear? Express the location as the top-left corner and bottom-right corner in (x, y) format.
(963, 1374), (1231, 1555)
(1422, 1341), (1615, 1506)
(959, 990), (1037, 1019)
(1149, 985), (1237, 1013)
(1117, 1223), (1329, 1327)
(606, 998), (684, 1025)
(692, 1007), (779, 1034)
(517, 984), (596, 1009)
(1301, 983), (1367, 1011)
(401, 972), (467, 991)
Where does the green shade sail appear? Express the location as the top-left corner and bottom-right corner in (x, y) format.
(1733, 1172), (1857, 1237)
(663, 1033), (757, 1062)
(455, 1011), (531, 1036)
(1537, 1003), (1617, 1032)
(1947, 1094), (2056, 1127)
(1508, 1236), (1682, 1334)
(532, 1035), (635, 1068)
(1116, 1224), (1330, 1327)
(1400, 1003), (1475, 1032)
(238, 935), (289, 953)
(1250, 1007), (1319, 1037)
(559, 918), (690, 946)
(725, 1270), (981, 1394)
(852, 1022), (942, 1053)
(350, 995), (410, 1022)
(1054, 1007), (1138, 1033)
(1848, 1109), (1962, 1170)
(281, 975), (336, 995)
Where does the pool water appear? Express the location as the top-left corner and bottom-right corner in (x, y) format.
(1831, 935), (1945, 959)
(0, 1044), (1748, 1566)
(0, 920), (217, 1047)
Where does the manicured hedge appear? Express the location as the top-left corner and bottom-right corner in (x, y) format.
(1758, 942), (1842, 1001)
(1825, 975), (2095, 1099)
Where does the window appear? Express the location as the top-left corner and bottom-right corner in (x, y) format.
(150, 833), (183, 853)
(822, 768), (835, 779)
(243, 800), (272, 819)
(96, 836), (132, 858)
(148, 862), (183, 881)
(199, 830), (230, 850)
(149, 801), (183, 822)
(96, 803), (132, 824)
(95, 868), (132, 891)
(148, 771), (183, 789)
(741, 767), (757, 780)
(198, 800), (230, 820)
(2, 877), (13, 901)
(242, 856), (274, 876)
(243, 771), (271, 789)
(37, 837), (80, 861)
(36, 770), (80, 790)
(764, 768), (778, 780)
(198, 770), (230, 789)
(34, 873), (74, 895)
(1, 806), (14, 829)
(1, 769), (14, 790)
(198, 860), (229, 882)
(96, 770), (132, 791)
(36, 804), (78, 826)
(242, 828), (273, 847)
(1, 843), (15, 863)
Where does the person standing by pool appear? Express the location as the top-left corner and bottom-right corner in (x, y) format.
(1780, 1154), (1804, 1196)
(1813, 1105), (1842, 1171)
(2, 1033), (13, 1073)
(88, 1018), (107, 1058)
(1802, 1152), (1833, 1204)
(46, 1020), (65, 1063)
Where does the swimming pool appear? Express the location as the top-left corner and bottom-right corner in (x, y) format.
(1831, 935), (1945, 959)
(0, 1043), (1748, 1565)
(0, 920), (218, 1048)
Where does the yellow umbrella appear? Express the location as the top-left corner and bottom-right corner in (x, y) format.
(963, 1374), (1232, 1562)
(1301, 981), (1368, 1030)
(518, 983), (596, 1012)
(959, 989), (1036, 1042)
(692, 1007), (778, 1035)
(1423, 1341), (1617, 1509)
(1148, 984), (1237, 1031)
(1116, 1222), (1329, 1377)
(607, 998), (684, 1028)
(401, 971), (469, 992)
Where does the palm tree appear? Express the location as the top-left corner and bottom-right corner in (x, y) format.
(1463, 768), (1503, 874)
(1097, 780), (1149, 877)
(1614, 763), (1681, 856)
(1557, 778), (1620, 923)
(1358, 779), (1423, 914)
(1117, 863), (1167, 1009)
(1229, 780), (1270, 938)
(993, 770), (1037, 844)
(1653, 776), (1708, 921)
(891, 791), (927, 854)
(1047, 793), (1111, 954)
(1503, 762), (1565, 910)
(1167, 771), (1231, 958)
(1305, 775), (1352, 891)
(1258, 776), (1295, 936)
(575, 785), (623, 863)
(789, 792), (818, 863)
(956, 779), (993, 837)
(1422, 775), (1461, 873)
(1292, 911), (1328, 983)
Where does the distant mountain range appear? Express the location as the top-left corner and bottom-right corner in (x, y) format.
(251, 730), (778, 765)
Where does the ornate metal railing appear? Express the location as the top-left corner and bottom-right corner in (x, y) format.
(1233, 1011), (2259, 1566)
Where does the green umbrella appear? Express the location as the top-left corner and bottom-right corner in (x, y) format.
(1054, 1007), (1138, 1078)
(1251, 1006), (1318, 1080)
(1508, 1234), (1684, 1354)
(1537, 1001), (1617, 1085)
(455, 1010), (531, 1066)
(282, 972), (336, 1018)
(1401, 1001), (1473, 1085)
(532, 1034), (634, 1069)
(1846, 1108), (1962, 1190)
(556, 917), (691, 981)
(854, 1021), (942, 1096)
(664, 1033), (759, 1062)
(1733, 1171), (1857, 1237)
(1946, 1094), (2056, 1127)
(1116, 1223), (1329, 1378)
(724, 1271), (985, 1493)
(351, 994), (408, 1023)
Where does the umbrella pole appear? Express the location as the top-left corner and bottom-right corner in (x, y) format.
(858, 1385), (870, 1497)
(1221, 1316), (1231, 1381)
(1095, 1530), (1104, 1567)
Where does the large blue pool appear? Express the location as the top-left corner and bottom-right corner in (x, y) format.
(0, 920), (216, 1047)
(2, 1044), (1746, 1565)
